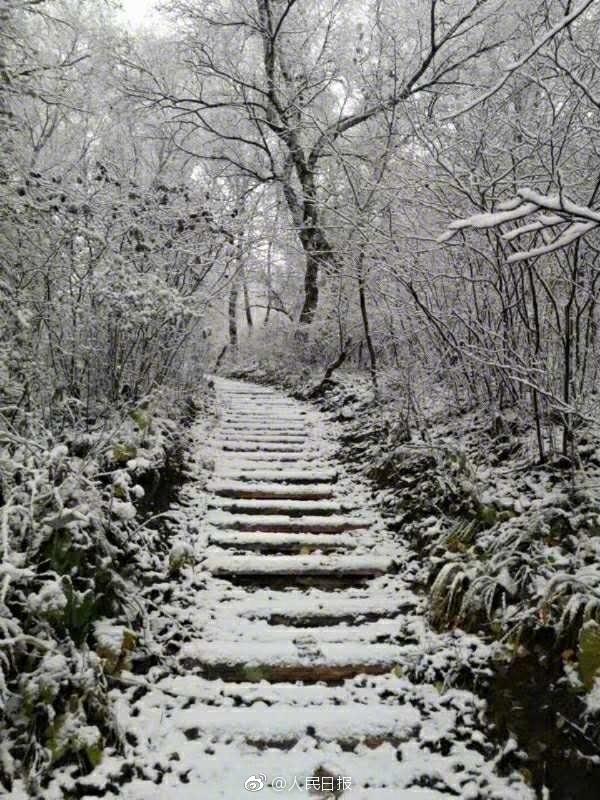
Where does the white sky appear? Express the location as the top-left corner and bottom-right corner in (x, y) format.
(119, 0), (162, 30)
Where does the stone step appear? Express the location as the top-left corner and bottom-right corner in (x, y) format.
(172, 703), (419, 746)
(221, 422), (307, 430)
(206, 554), (391, 578)
(180, 640), (406, 684)
(220, 442), (308, 453)
(239, 596), (414, 626)
(212, 587), (419, 628)
(220, 409), (302, 416)
(206, 510), (368, 533)
(220, 430), (307, 438)
(219, 423), (307, 431)
(207, 479), (335, 500)
(205, 556), (388, 589)
(222, 420), (306, 428)
(222, 396), (300, 401)
(221, 390), (289, 396)
(216, 453), (315, 463)
(220, 398), (298, 404)
(207, 530), (357, 553)
(222, 422), (306, 428)
(214, 468), (337, 483)
(223, 410), (307, 417)
(216, 434), (307, 443)
(153, 672), (402, 705)
(207, 498), (344, 515)
(200, 617), (410, 644)
(220, 389), (274, 402)
(222, 411), (306, 417)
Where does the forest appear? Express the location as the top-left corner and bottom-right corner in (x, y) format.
(3, 0), (600, 797)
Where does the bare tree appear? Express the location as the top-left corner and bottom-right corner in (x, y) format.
(127, 0), (528, 324)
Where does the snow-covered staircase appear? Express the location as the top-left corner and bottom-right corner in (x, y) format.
(99, 379), (534, 800)
(202, 380), (401, 676)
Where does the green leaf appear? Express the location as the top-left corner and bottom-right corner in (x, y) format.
(113, 443), (137, 464)
(130, 408), (151, 432)
(578, 620), (600, 690)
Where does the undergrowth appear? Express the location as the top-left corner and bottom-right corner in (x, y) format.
(223, 332), (600, 700)
(0, 383), (215, 794)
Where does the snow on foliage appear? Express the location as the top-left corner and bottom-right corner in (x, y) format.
(0, 388), (214, 794)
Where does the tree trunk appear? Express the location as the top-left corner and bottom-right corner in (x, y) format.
(285, 179), (334, 326)
(357, 251), (378, 390)
(298, 246), (321, 325)
(279, 152), (335, 326)
(228, 280), (239, 349)
(264, 241), (273, 324)
(242, 264), (253, 328)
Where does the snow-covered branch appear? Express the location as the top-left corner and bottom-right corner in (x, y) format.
(441, 0), (598, 121)
(439, 188), (600, 262)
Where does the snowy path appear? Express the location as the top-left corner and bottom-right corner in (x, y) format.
(63, 379), (534, 800)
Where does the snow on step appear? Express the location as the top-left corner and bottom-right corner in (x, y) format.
(214, 458), (316, 469)
(220, 425), (307, 433)
(215, 453), (315, 463)
(223, 410), (307, 417)
(207, 530), (357, 552)
(222, 396), (270, 401)
(224, 404), (303, 409)
(223, 396), (300, 403)
(220, 414), (306, 430)
(172, 704), (419, 744)
(225, 405), (304, 412)
(219, 428), (309, 438)
(213, 468), (337, 483)
(181, 641), (405, 682)
(97, 378), (535, 800)
(218, 384), (273, 391)
(208, 585), (416, 618)
(107, 720), (533, 800)
(219, 422), (305, 428)
(216, 439), (308, 448)
(207, 510), (368, 533)
(218, 428), (306, 435)
(223, 413), (299, 418)
(208, 498), (343, 514)
(216, 434), (307, 443)
(206, 554), (392, 577)
(220, 442), (308, 453)
(220, 422), (307, 430)
(215, 460), (319, 471)
(207, 479), (335, 499)
(200, 617), (409, 644)
(221, 391), (277, 396)
(219, 422), (307, 429)
(224, 395), (297, 401)
(153, 670), (413, 706)
(181, 638), (402, 665)
(221, 388), (274, 392)
(238, 594), (411, 621)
